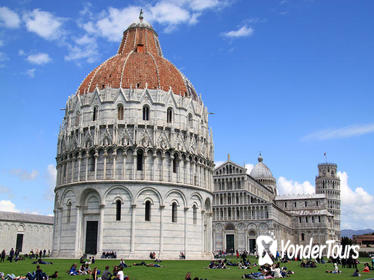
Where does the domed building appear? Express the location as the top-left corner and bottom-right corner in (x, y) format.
(52, 13), (214, 259)
(250, 154), (277, 197)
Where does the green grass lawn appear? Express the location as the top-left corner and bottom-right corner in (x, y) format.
(0, 257), (373, 280)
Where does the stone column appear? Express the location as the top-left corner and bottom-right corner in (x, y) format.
(132, 151), (137, 180)
(143, 152), (147, 180)
(160, 153), (165, 181)
(112, 150), (117, 179)
(122, 152), (127, 180)
(98, 204), (105, 254)
(57, 207), (63, 254)
(85, 155), (89, 181)
(201, 210), (205, 253)
(70, 157), (74, 183)
(159, 205), (165, 256)
(77, 152), (82, 182)
(94, 151), (98, 180)
(130, 204), (136, 253)
(74, 205), (81, 256)
(152, 152), (157, 181)
(103, 150), (108, 180)
(184, 207), (189, 257)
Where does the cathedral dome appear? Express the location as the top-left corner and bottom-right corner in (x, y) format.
(77, 13), (197, 99)
(250, 154), (274, 180)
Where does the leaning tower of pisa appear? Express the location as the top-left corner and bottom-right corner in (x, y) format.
(315, 163), (341, 240)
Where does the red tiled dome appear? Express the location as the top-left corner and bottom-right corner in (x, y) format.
(77, 17), (197, 99)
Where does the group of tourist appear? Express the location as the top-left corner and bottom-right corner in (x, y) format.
(100, 251), (117, 259)
(0, 249), (50, 263)
(241, 263), (294, 279)
(0, 265), (57, 280)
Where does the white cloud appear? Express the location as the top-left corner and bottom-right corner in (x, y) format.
(0, 200), (19, 212)
(277, 176), (315, 195)
(26, 68), (36, 78)
(23, 9), (65, 40)
(338, 171), (374, 229)
(276, 171), (374, 229)
(188, 0), (224, 11)
(44, 164), (56, 201)
(9, 169), (39, 181)
(26, 53), (51, 65)
(0, 7), (20, 28)
(215, 161), (224, 168)
(222, 25), (254, 38)
(302, 123), (374, 141)
(82, 1), (230, 42)
(245, 163), (254, 174)
(65, 34), (99, 63)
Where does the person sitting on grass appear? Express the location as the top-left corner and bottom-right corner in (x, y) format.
(49, 271), (58, 279)
(116, 267), (129, 280)
(32, 259), (53, 265)
(79, 256), (85, 264)
(180, 251), (186, 259)
(325, 263), (341, 274)
(146, 263), (161, 267)
(271, 263), (282, 278)
(101, 266), (112, 280)
(119, 258), (128, 268)
(363, 263), (370, 272)
(68, 264), (79, 275)
(112, 265), (119, 277)
(352, 268), (360, 277)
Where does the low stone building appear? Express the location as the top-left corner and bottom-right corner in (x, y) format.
(353, 233), (374, 247)
(0, 211), (53, 253)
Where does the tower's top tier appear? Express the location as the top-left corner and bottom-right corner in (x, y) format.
(77, 12), (198, 100)
(317, 163), (338, 178)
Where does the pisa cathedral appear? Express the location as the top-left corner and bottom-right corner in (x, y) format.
(51, 13), (341, 259)
(212, 155), (341, 253)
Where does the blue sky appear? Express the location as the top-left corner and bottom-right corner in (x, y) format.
(0, 0), (373, 229)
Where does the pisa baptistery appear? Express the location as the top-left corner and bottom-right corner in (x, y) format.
(52, 13), (214, 259)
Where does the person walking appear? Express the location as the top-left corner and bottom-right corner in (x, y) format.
(0, 249), (5, 262)
(9, 248), (14, 262)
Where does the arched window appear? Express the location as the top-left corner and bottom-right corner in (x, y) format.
(145, 200), (151, 221)
(305, 201), (307, 207)
(143, 105), (149, 121)
(66, 201), (72, 223)
(89, 151), (95, 172)
(93, 106), (98, 121)
(188, 113), (193, 127)
(116, 200), (121, 221)
(75, 112), (80, 126)
(137, 150), (143, 171)
(117, 104), (124, 120)
(301, 233), (305, 241)
(173, 154), (178, 173)
(193, 205), (197, 224)
(167, 107), (173, 123)
(172, 202), (177, 223)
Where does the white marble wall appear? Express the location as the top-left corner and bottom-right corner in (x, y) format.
(0, 221), (53, 253)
